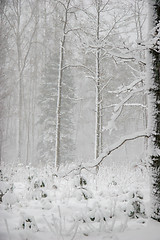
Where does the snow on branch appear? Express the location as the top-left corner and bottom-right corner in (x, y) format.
(114, 87), (144, 112)
(107, 49), (146, 66)
(61, 131), (149, 177)
(85, 131), (149, 169)
(108, 76), (144, 94)
(105, 87), (144, 133)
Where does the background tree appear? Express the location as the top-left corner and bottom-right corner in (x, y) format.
(0, 0), (7, 165)
(38, 0), (76, 168)
(0, 0), (17, 166)
(0, 0), (148, 171)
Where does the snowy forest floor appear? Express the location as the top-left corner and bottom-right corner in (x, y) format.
(0, 162), (160, 240)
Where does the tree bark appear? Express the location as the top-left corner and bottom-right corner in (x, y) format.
(148, 0), (160, 222)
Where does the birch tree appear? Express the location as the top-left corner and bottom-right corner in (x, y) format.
(94, 0), (102, 159)
(99, 0), (147, 164)
(78, 0), (132, 160)
(54, 0), (72, 169)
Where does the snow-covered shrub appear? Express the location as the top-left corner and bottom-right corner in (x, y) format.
(0, 181), (18, 207)
(27, 177), (48, 200)
(74, 175), (93, 200)
(80, 176), (87, 187)
(19, 214), (39, 231)
(127, 190), (145, 218)
(0, 181), (10, 195)
(0, 190), (3, 202)
(2, 188), (17, 208)
(0, 169), (3, 181)
(75, 187), (92, 201)
(0, 162), (149, 238)
(33, 179), (45, 188)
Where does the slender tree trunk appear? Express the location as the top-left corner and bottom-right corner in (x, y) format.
(15, 1), (23, 164)
(54, 40), (64, 169)
(18, 49), (23, 164)
(134, 0), (148, 164)
(95, 1), (101, 159)
(12, 1), (37, 165)
(95, 0), (102, 159)
(148, 0), (160, 222)
(31, 0), (39, 164)
(54, 0), (70, 169)
(0, 0), (6, 167)
(0, 133), (2, 166)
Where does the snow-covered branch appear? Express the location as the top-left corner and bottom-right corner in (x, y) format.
(105, 87), (145, 133)
(62, 131), (149, 177)
(86, 131), (149, 168)
(114, 87), (144, 112)
(108, 77), (144, 94)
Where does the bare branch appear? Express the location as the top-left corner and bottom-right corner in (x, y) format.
(20, 2), (37, 38)
(99, 78), (112, 94)
(109, 78), (144, 95)
(107, 50), (146, 66)
(20, 21), (38, 76)
(88, 131), (149, 168)
(62, 131), (149, 177)
(104, 87), (144, 133)
(56, 0), (67, 10)
(65, 27), (81, 34)
(3, 11), (16, 36)
(62, 64), (95, 75)
(100, 0), (110, 12)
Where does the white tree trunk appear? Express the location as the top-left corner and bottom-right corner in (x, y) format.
(95, 0), (102, 160)
(54, 40), (64, 169)
(54, 0), (70, 169)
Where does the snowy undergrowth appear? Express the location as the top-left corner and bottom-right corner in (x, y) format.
(0, 161), (151, 240)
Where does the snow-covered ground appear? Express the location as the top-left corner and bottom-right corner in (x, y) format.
(0, 163), (159, 240)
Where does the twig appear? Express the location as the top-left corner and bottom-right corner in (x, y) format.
(43, 215), (55, 234)
(70, 221), (78, 240)
(58, 206), (64, 240)
(4, 219), (11, 240)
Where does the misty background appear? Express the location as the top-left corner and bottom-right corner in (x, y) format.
(0, 0), (147, 168)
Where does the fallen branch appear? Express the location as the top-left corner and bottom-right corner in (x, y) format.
(86, 131), (149, 168)
(60, 131), (149, 177)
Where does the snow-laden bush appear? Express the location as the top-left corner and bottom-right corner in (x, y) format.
(0, 161), (149, 237)
(0, 181), (18, 207)
(19, 213), (39, 231)
(127, 190), (145, 218)
(2, 189), (17, 208)
(0, 181), (10, 195)
(28, 177), (48, 200)
(0, 181), (10, 202)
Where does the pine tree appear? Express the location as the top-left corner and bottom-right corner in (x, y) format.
(38, 56), (58, 164)
(38, 56), (76, 166)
